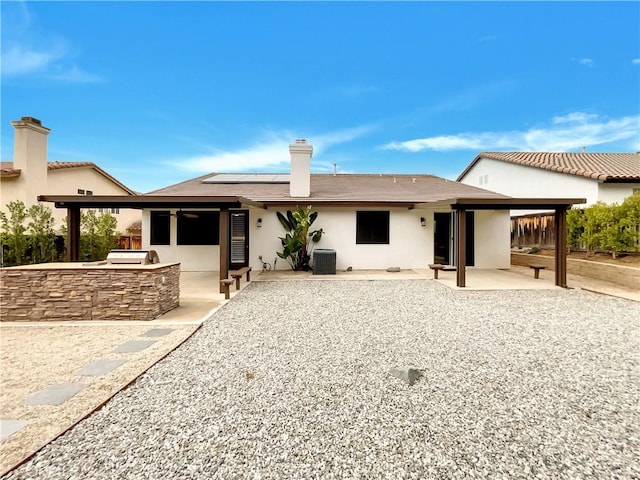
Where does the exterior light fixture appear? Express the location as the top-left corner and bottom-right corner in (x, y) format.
(420, 217), (426, 227)
(257, 218), (262, 228)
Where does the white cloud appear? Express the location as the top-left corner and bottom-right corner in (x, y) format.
(1, 4), (100, 83)
(552, 112), (598, 124)
(578, 58), (595, 67)
(383, 113), (640, 152)
(49, 65), (103, 83)
(1, 44), (65, 76)
(169, 124), (377, 173)
(632, 58), (640, 65)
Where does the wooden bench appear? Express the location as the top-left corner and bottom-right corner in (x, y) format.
(229, 266), (252, 290)
(529, 264), (546, 279)
(428, 264), (456, 279)
(220, 279), (235, 299)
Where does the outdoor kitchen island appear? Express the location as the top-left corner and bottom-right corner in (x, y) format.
(0, 261), (180, 322)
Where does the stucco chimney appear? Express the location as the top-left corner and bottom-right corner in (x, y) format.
(12, 117), (51, 205)
(289, 139), (312, 197)
(11, 117), (51, 181)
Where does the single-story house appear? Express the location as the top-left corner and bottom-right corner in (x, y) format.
(40, 140), (584, 288)
(457, 151), (640, 211)
(1, 117), (140, 234)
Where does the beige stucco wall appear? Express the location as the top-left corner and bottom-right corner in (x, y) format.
(47, 168), (140, 233)
(1, 168), (140, 234)
(142, 206), (511, 272)
(2, 118), (140, 236)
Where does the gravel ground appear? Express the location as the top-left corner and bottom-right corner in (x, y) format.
(5, 280), (639, 479)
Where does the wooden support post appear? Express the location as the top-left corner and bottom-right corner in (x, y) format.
(455, 209), (466, 288)
(554, 207), (568, 288)
(219, 208), (229, 293)
(67, 206), (81, 262)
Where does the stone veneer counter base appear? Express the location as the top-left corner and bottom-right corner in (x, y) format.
(0, 262), (180, 322)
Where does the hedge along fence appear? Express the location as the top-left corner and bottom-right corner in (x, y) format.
(568, 193), (640, 258)
(1, 200), (119, 267)
(510, 193), (640, 258)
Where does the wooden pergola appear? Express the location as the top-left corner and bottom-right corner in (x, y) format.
(39, 194), (585, 291)
(38, 195), (265, 293)
(443, 197), (586, 288)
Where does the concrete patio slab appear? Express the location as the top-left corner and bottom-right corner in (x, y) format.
(0, 420), (29, 441)
(74, 359), (126, 377)
(112, 340), (156, 353)
(434, 268), (560, 290)
(24, 384), (86, 406)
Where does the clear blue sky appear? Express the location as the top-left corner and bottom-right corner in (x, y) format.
(2, 1), (639, 193)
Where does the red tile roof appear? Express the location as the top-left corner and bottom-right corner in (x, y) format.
(0, 161), (137, 194)
(149, 173), (509, 205)
(48, 161), (96, 170)
(0, 162), (20, 177)
(457, 152), (640, 182)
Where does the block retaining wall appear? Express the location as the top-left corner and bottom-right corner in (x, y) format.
(0, 263), (180, 322)
(511, 253), (640, 290)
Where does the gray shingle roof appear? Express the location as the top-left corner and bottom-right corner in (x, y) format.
(149, 173), (509, 205)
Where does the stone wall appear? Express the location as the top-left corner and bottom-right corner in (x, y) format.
(0, 263), (180, 322)
(511, 253), (640, 290)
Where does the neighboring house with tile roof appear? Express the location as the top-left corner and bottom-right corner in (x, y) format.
(456, 152), (640, 212)
(1, 117), (140, 234)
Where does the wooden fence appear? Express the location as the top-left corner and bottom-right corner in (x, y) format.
(510, 213), (556, 248)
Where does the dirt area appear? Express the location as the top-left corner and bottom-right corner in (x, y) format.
(0, 323), (200, 476)
(533, 248), (640, 266)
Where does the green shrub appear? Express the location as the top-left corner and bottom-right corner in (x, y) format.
(276, 206), (324, 271)
(567, 193), (640, 258)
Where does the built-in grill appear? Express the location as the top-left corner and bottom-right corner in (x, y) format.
(106, 249), (160, 265)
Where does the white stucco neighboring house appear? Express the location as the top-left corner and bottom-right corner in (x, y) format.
(456, 152), (640, 215)
(1, 117), (140, 234)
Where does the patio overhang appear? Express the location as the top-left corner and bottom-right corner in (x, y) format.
(428, 197), (586, 289)
(37, 194), (265, 293)
(37, 194), (265, 210)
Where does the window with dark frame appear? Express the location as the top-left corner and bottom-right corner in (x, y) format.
(356, 211), (390, 244)
(177, 211), (220, 245)
(150, 211), (170, 245)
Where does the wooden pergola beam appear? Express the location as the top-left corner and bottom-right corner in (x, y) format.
(219, 208), (229, 293)
(554, 207), (568, 288)
(455, 209), (466, 288)
(66, 206), (81, 262)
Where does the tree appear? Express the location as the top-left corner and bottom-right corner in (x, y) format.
(0, 201), (28, 266)
(80, 210), (119, 261)
(619, 193), (640, 253)
(27, 204), (57, 264)
(566, 208), (585, 252)
(276, 206), (324, 271)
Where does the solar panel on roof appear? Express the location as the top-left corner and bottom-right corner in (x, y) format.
(202, 174), (290, 184)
